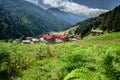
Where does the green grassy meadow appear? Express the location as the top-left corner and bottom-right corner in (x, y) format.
(0, 32), (120, 80)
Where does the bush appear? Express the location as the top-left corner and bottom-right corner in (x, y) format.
(0, 43), (30, 80)
(36, 44), (52, 60)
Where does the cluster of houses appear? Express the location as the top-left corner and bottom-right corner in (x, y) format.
(13, 30), (103, 44)
(21, 32), (81, 44)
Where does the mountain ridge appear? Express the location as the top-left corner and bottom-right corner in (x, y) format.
(0, 0), (71, 39)
(47, 7), (87, 24)
(24, 0), (88, 24)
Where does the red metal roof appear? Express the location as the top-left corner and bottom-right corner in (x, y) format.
(56, 34), (68, 39)
(43, 35), (54, 40)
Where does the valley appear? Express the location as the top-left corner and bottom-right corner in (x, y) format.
(0, 0), (120, 80)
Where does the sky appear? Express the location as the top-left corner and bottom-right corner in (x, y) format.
(73, 0), (120, 9)
(25, 0), (120, 18)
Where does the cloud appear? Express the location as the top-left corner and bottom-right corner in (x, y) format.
(43, 0), (109, 17)
(25, 0), (50, 9)
(25, 0), (39, 5)
(25, 0), (109, 17)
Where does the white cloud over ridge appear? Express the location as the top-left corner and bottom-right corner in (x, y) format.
(43, 0), (109, 17)
(25, 0), (39, 5)
(25, 0), (109, 17)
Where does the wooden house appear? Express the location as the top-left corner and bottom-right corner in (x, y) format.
(91, 30), (103, 36)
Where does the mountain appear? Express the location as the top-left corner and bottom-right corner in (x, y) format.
(0, 0), (71, 39)
(47, 8), (87, 24)
(75, 6), (120, 37)
(25, 0), (87, 24)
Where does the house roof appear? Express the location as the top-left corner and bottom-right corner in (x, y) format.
(26, 37), (33, 40)
(32, 38), (39, 42)
(56, 34), (68, 39)
(43, 35), (54, 40)
(22, 40), (30, 43)
(91, 30), (103, 33)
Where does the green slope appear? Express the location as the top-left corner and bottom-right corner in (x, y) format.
(0, 0), (71, 39)
(0, 32), (120, 80)
(75, 6), (120, 37)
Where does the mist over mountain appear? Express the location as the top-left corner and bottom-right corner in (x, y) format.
(25, 0), (88, 24)
(25, 0), (109, 24)
(47, 7), (87, 24)
(0, 0), (71, 39)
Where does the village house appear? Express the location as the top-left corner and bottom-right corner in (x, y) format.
(90, 30), (103, 36)
(26, 37), (33, 40)
(48, 31), (59, 35)
(56, 34), (69, 43)
(39, 37), (46, 43)
(22, 40), (31, 44)
(32, 38), (39, 43)
(13, 39), (20, 43)
(43, 35), (55, 43)
(75, 33), (82, 40)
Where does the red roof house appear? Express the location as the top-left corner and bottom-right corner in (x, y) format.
(56, 34), (69, 42)
(43, 35), (55, 43)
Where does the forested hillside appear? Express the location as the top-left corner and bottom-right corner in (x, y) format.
(0, 0), (71, 39)
(47, 7), (87, 24)
(0, 7), (38, 39)
(75, 6), (120, 36)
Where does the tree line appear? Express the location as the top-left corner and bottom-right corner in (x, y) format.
(75, 6), (120, 37)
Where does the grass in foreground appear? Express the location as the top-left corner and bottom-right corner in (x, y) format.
(0, 32), (120, 80)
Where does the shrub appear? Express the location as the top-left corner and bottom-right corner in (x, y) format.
(0, 43), (30, 80)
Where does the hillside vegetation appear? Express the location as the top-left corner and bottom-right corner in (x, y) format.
(0, 0), (71, 39)
(0, 32), (120, 80)
(75, 6), (120, 36)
